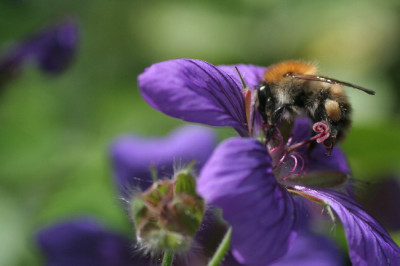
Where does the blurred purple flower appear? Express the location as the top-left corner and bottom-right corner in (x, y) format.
(0, 19), (78, 84)
(37, 217), (149, 266)
(360, 176), (400, 231)
(110, 125), (216, 195)
(138, 58), (400, 265)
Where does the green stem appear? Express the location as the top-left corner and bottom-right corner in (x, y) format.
(207, 227), (232, 266)
(162, 250), (174, 266)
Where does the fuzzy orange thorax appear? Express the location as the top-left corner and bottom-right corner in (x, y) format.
(264, 61), (317, 83)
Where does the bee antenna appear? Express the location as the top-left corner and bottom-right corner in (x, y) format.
(235, 67), (248, 89)
(285, 73), (376, 95)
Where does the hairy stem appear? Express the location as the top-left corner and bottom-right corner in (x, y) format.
(162, 251), (174, 266)
(207, 227), (232, 266)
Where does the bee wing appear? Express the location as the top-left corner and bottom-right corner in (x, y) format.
(285, 73), (376, 95)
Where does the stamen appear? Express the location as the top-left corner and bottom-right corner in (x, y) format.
(273, 150), (287, 169)
(290, 151), (305, 179)
(284, 121), (331, 153)
(282, 154), (298, 181)
(269, 144), (283, 158)
(281, 152), (306, 180)
(286, 136), (294, 146)
(268, 121), (330, 181)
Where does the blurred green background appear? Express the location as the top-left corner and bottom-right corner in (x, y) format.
(0, 0), (400, 265)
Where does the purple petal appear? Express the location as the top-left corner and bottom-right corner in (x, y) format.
(198, 137), (297, 265)
(138, 59), (248, 136)
(223, 231), (344, 266)
(295, 186), (400, 266)
(110, 125), (216, 194)
(271, 231), (344, 266)
(36, 217), (148, 266)
(217, 64), (267, 90)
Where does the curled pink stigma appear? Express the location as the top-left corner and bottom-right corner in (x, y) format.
(312, 121), (330, 143)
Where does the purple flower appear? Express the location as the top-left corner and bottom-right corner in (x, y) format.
(37, 217), (149, 266)
(138, 59), (400, 265)
(110, 125), (216, 195)
(0, 19), (78, 84)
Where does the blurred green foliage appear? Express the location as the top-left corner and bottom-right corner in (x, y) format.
(0, 0), (400, 264)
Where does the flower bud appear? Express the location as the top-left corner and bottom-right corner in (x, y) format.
(130, 168), (204, 252)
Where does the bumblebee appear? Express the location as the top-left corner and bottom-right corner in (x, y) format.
(257, 61), (375, 149)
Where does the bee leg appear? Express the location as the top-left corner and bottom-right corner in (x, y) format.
(307, 141), (317, 156)
(327, 144), (334, 156)
(268, 105), (287, 138)
(265, 124), (276, 142)
(272, 105), (286, 122)
(323, 132), (337, 156)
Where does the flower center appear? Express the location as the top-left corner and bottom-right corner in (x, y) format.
(265, 121), (331, 183)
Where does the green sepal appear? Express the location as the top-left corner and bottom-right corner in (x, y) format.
(130, 195), (158, 240)
(145, 181), (174, 206)
(130, 196), (148, 227)
(174, 169), (197, 197)
(168, 194), (204, 236)
(148, 229), (190, 251)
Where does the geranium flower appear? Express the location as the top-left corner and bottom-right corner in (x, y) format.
(138, 58), (400, 265)
(37, 217), (148, 266)
(0, 19), (78, 86)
